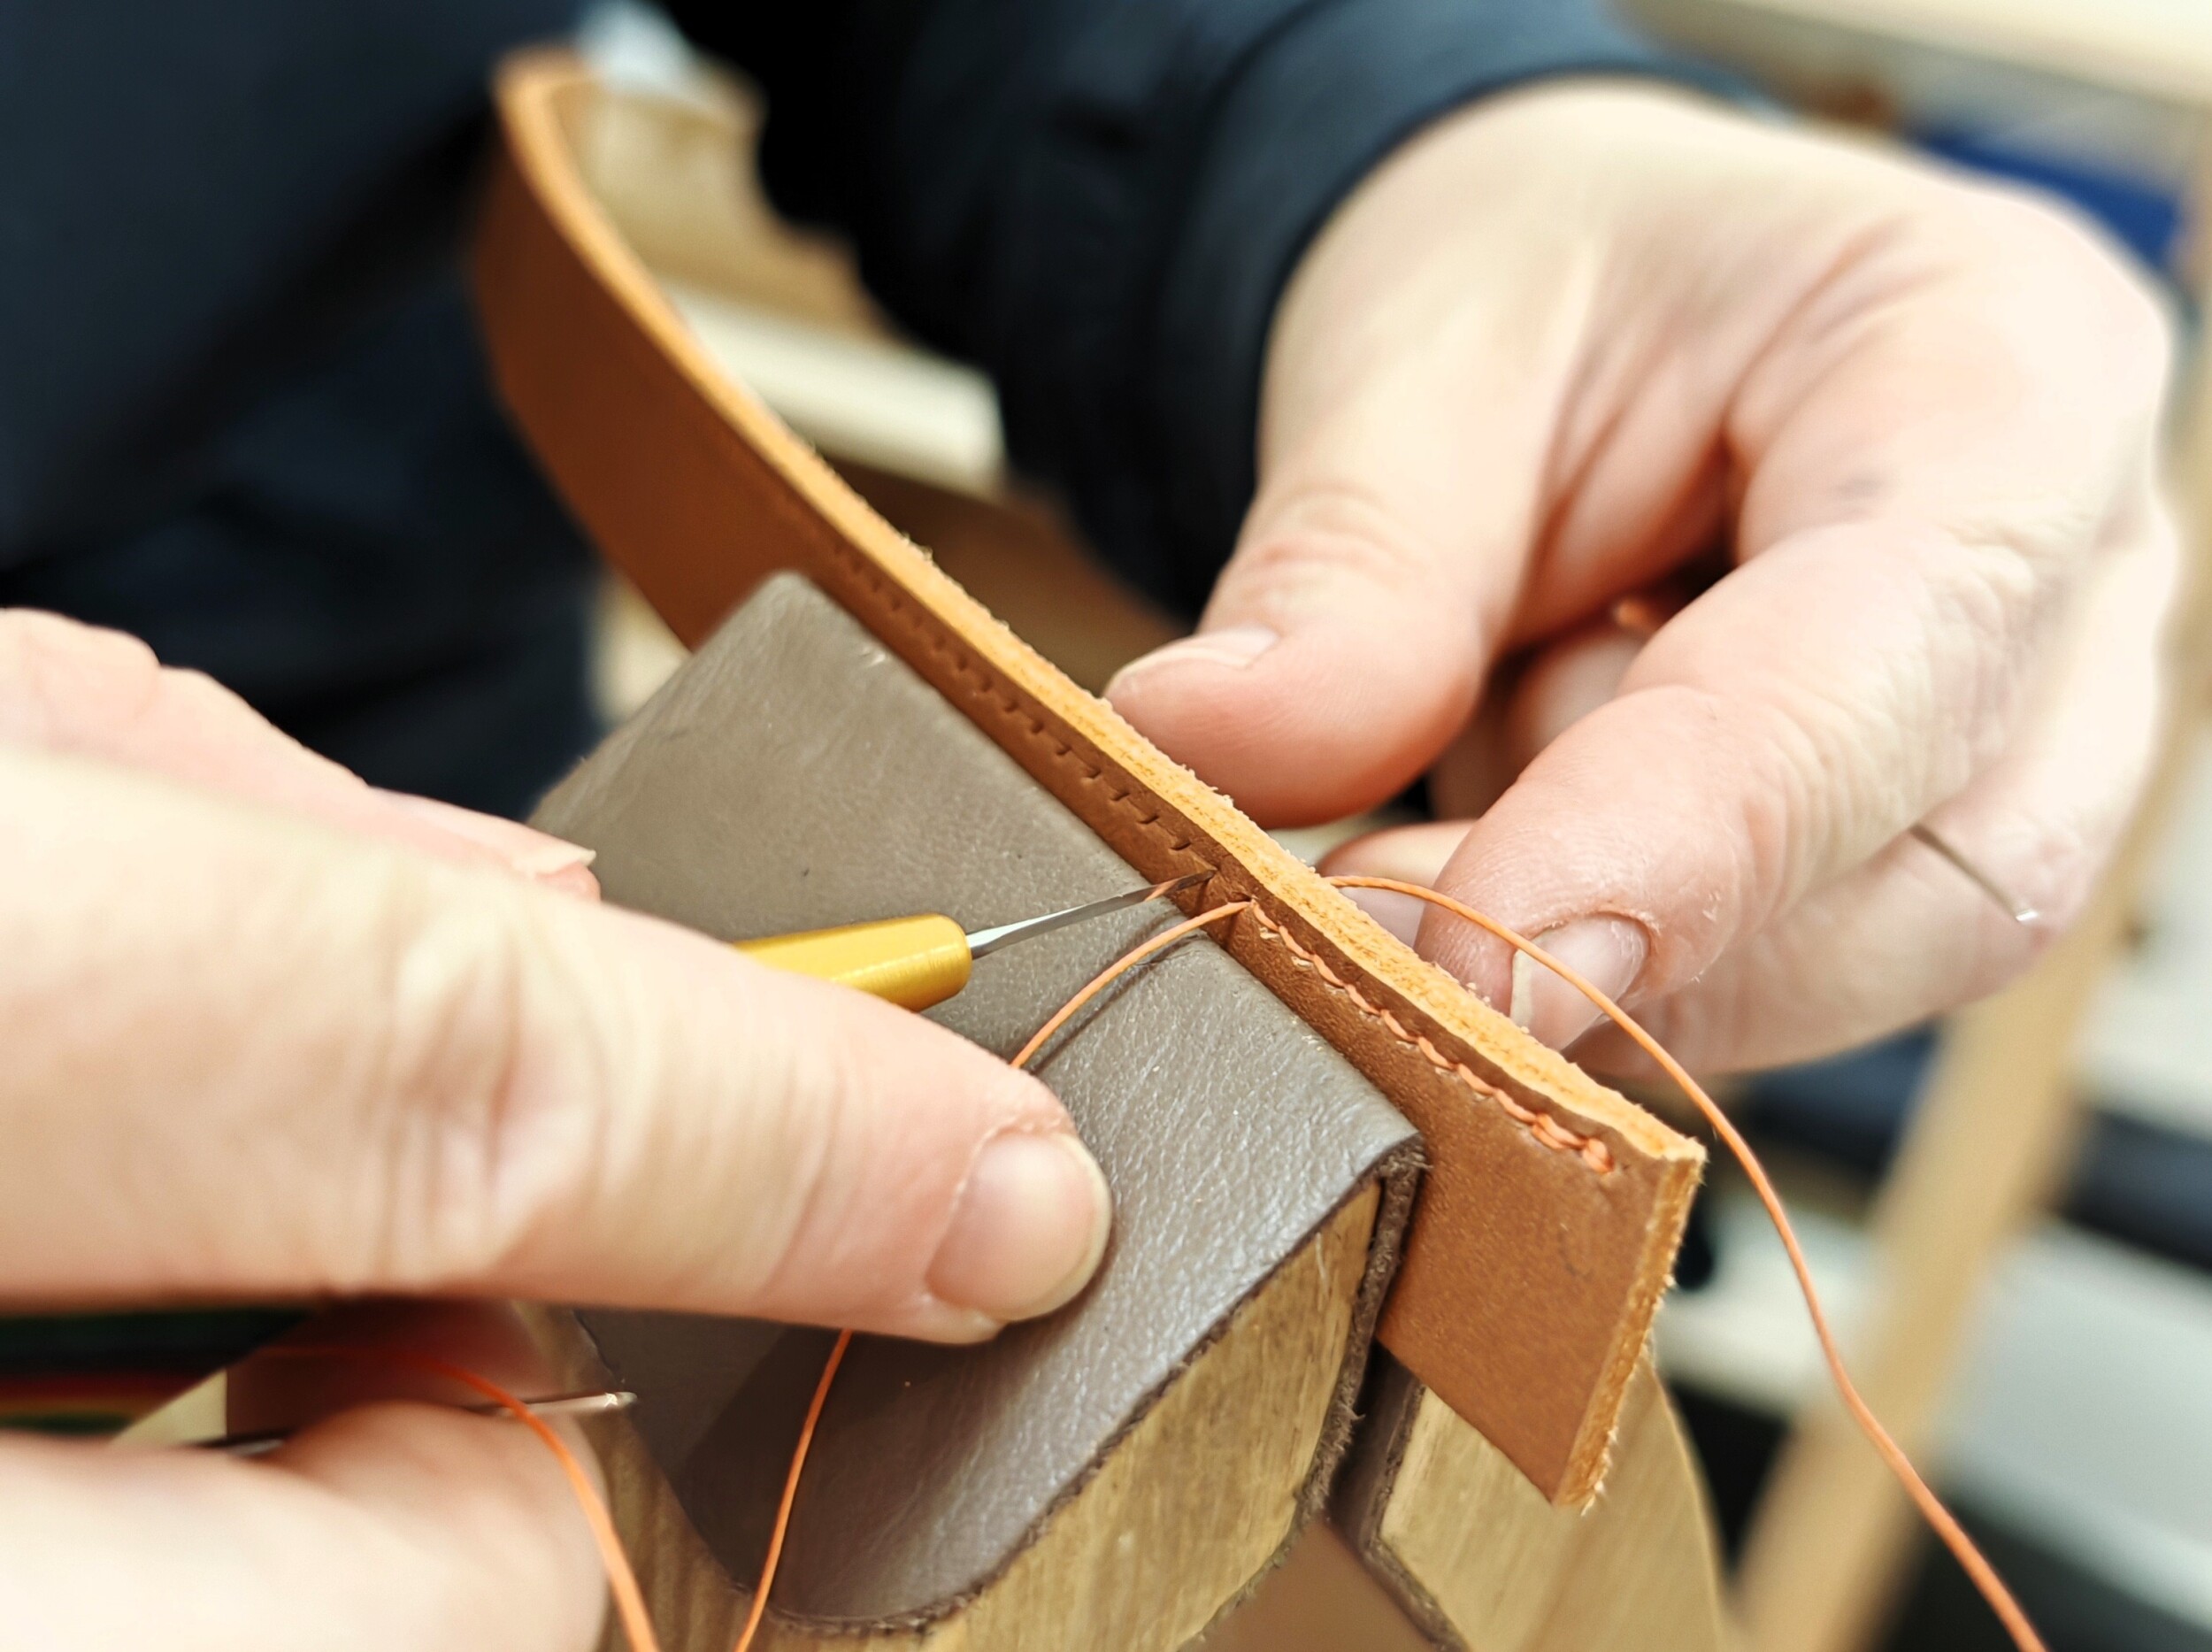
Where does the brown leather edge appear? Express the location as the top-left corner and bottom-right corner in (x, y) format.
(1285, 1147), (1421, 1579)
(1181, 1150), (1428, 1649)
(472, 47), (1701, 1505)
(1329, 1358), (1465, 1652)
(541, 1163), (1409, 1635)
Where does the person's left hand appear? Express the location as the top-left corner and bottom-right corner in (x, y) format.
(0, 611), (1111, 1648)
(1107, 81), (2179, 1074)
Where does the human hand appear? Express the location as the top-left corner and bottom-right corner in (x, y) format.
(0, 612), (1110, 1647)
(1107, 82), (2177, 1072)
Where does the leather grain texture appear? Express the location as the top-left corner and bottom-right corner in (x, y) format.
(478, 50), (1703, 1503)
(532, 573), (1418, 1625)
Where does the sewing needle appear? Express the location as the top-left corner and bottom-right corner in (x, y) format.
(1909, 822), (2039, 926)
(196, 1388), (637, 1456)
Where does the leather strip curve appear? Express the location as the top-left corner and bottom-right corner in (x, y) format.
(472, 47), (1702, 1506)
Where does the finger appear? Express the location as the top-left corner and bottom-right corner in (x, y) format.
(1399, 203), (2168, 1044)
(1331, 509), (2156, 1049)
(1107, 105), (1597, 826)
(223, 1300), (616, 1650)
(1328, 618), (1650, 940)
(0, 1398), (603, 1651)
(1103, 89), (1774, 829)
(377, 794), (603, 898)
(1326, 820), (1465, 948)
(0, 610), (597, 889)
(1500, 619), (1645, 773)
(1573, 504), (2175, 1073)
(1411, 616), (1649, 826)
(0, 750), (1110, 1341)
(1401, 526), (2049, 1042)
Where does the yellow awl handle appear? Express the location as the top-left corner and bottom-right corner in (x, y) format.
(735, 914), (972, 1011)
(731, 873), (1208, 1014)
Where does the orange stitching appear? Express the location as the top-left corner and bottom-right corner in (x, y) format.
(1323, 879), (2046, 1652)
(789, 532), (1194, 849)
(1246, 909), (1616, 1176)
(787, 530), (1614, 1174)
(570, 313), (2038, 1652)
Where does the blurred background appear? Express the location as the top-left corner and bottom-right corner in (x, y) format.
(567, 4), (2212, 1649)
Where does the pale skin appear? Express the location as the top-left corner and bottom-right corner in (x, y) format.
(1114, 83), (2177, 1074)
(0, 613), (1110, 1645)
(2, 80), (2177, 1648)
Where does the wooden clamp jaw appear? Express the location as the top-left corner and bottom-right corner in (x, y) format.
(472, 47), (1702, 1508)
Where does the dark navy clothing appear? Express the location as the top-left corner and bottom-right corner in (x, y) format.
(0, 1), (1679, 814)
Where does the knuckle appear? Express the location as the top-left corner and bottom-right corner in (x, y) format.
(1231, 481), (1449, 602)
(1884, 171), (2173, 411)
(1953, 175), (2107, 270)
(1966, 181), (2174, 368)
(0, 611), (161, 740)
(736, 1026), (864, 1302)
(1222, 480), (1489, 708)
(162, 662), (257, 720)
(1971, 179), (2097, 255)
(717, 975), (1047, 1316)
(1919, 549), (2042, 751)
(0, 608), (151, 668)
(343, 872), (554, 1289)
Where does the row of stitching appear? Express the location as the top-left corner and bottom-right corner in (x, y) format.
(591, 240), (1609, 1180)
(826, 543), (1203, 856)
(1248, 911), (1617, 1176)
(738, 479), (1614, 1179)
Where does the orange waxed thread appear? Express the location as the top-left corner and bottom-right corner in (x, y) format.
(731, 1329), (853, 1652)
(249, 881), (2042, 1652)
(734, 901), (1252, 1652)
(263, 1344), (661, 1652)
(1325, 874), (2047, 1652)
(1009, 903), (1253, 1071)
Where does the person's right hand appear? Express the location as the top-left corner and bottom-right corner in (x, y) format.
(1106, 82), (2176, 1074)
(0, 611), (1111, 1649)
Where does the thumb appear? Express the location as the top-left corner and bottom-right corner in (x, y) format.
(0, 746), (1110, 1345)
(1103, 480), (1497, 826)
(1104, 106), (1587, 826)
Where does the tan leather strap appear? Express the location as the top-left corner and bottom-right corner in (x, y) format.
(472, 47), (1701, 1506)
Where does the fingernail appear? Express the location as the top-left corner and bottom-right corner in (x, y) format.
(1107, 626), (1279, 694)
(927, 1131), (1112, 1323)
(1509, 917), (1647, 1052)
(510, 841), (597, 878)
(380, 791), (599, 880)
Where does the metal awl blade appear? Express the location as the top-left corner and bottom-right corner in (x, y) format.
(965, 872), (1210, 960)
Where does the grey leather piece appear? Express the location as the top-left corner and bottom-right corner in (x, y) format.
(534, 573), (1417, 1625)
